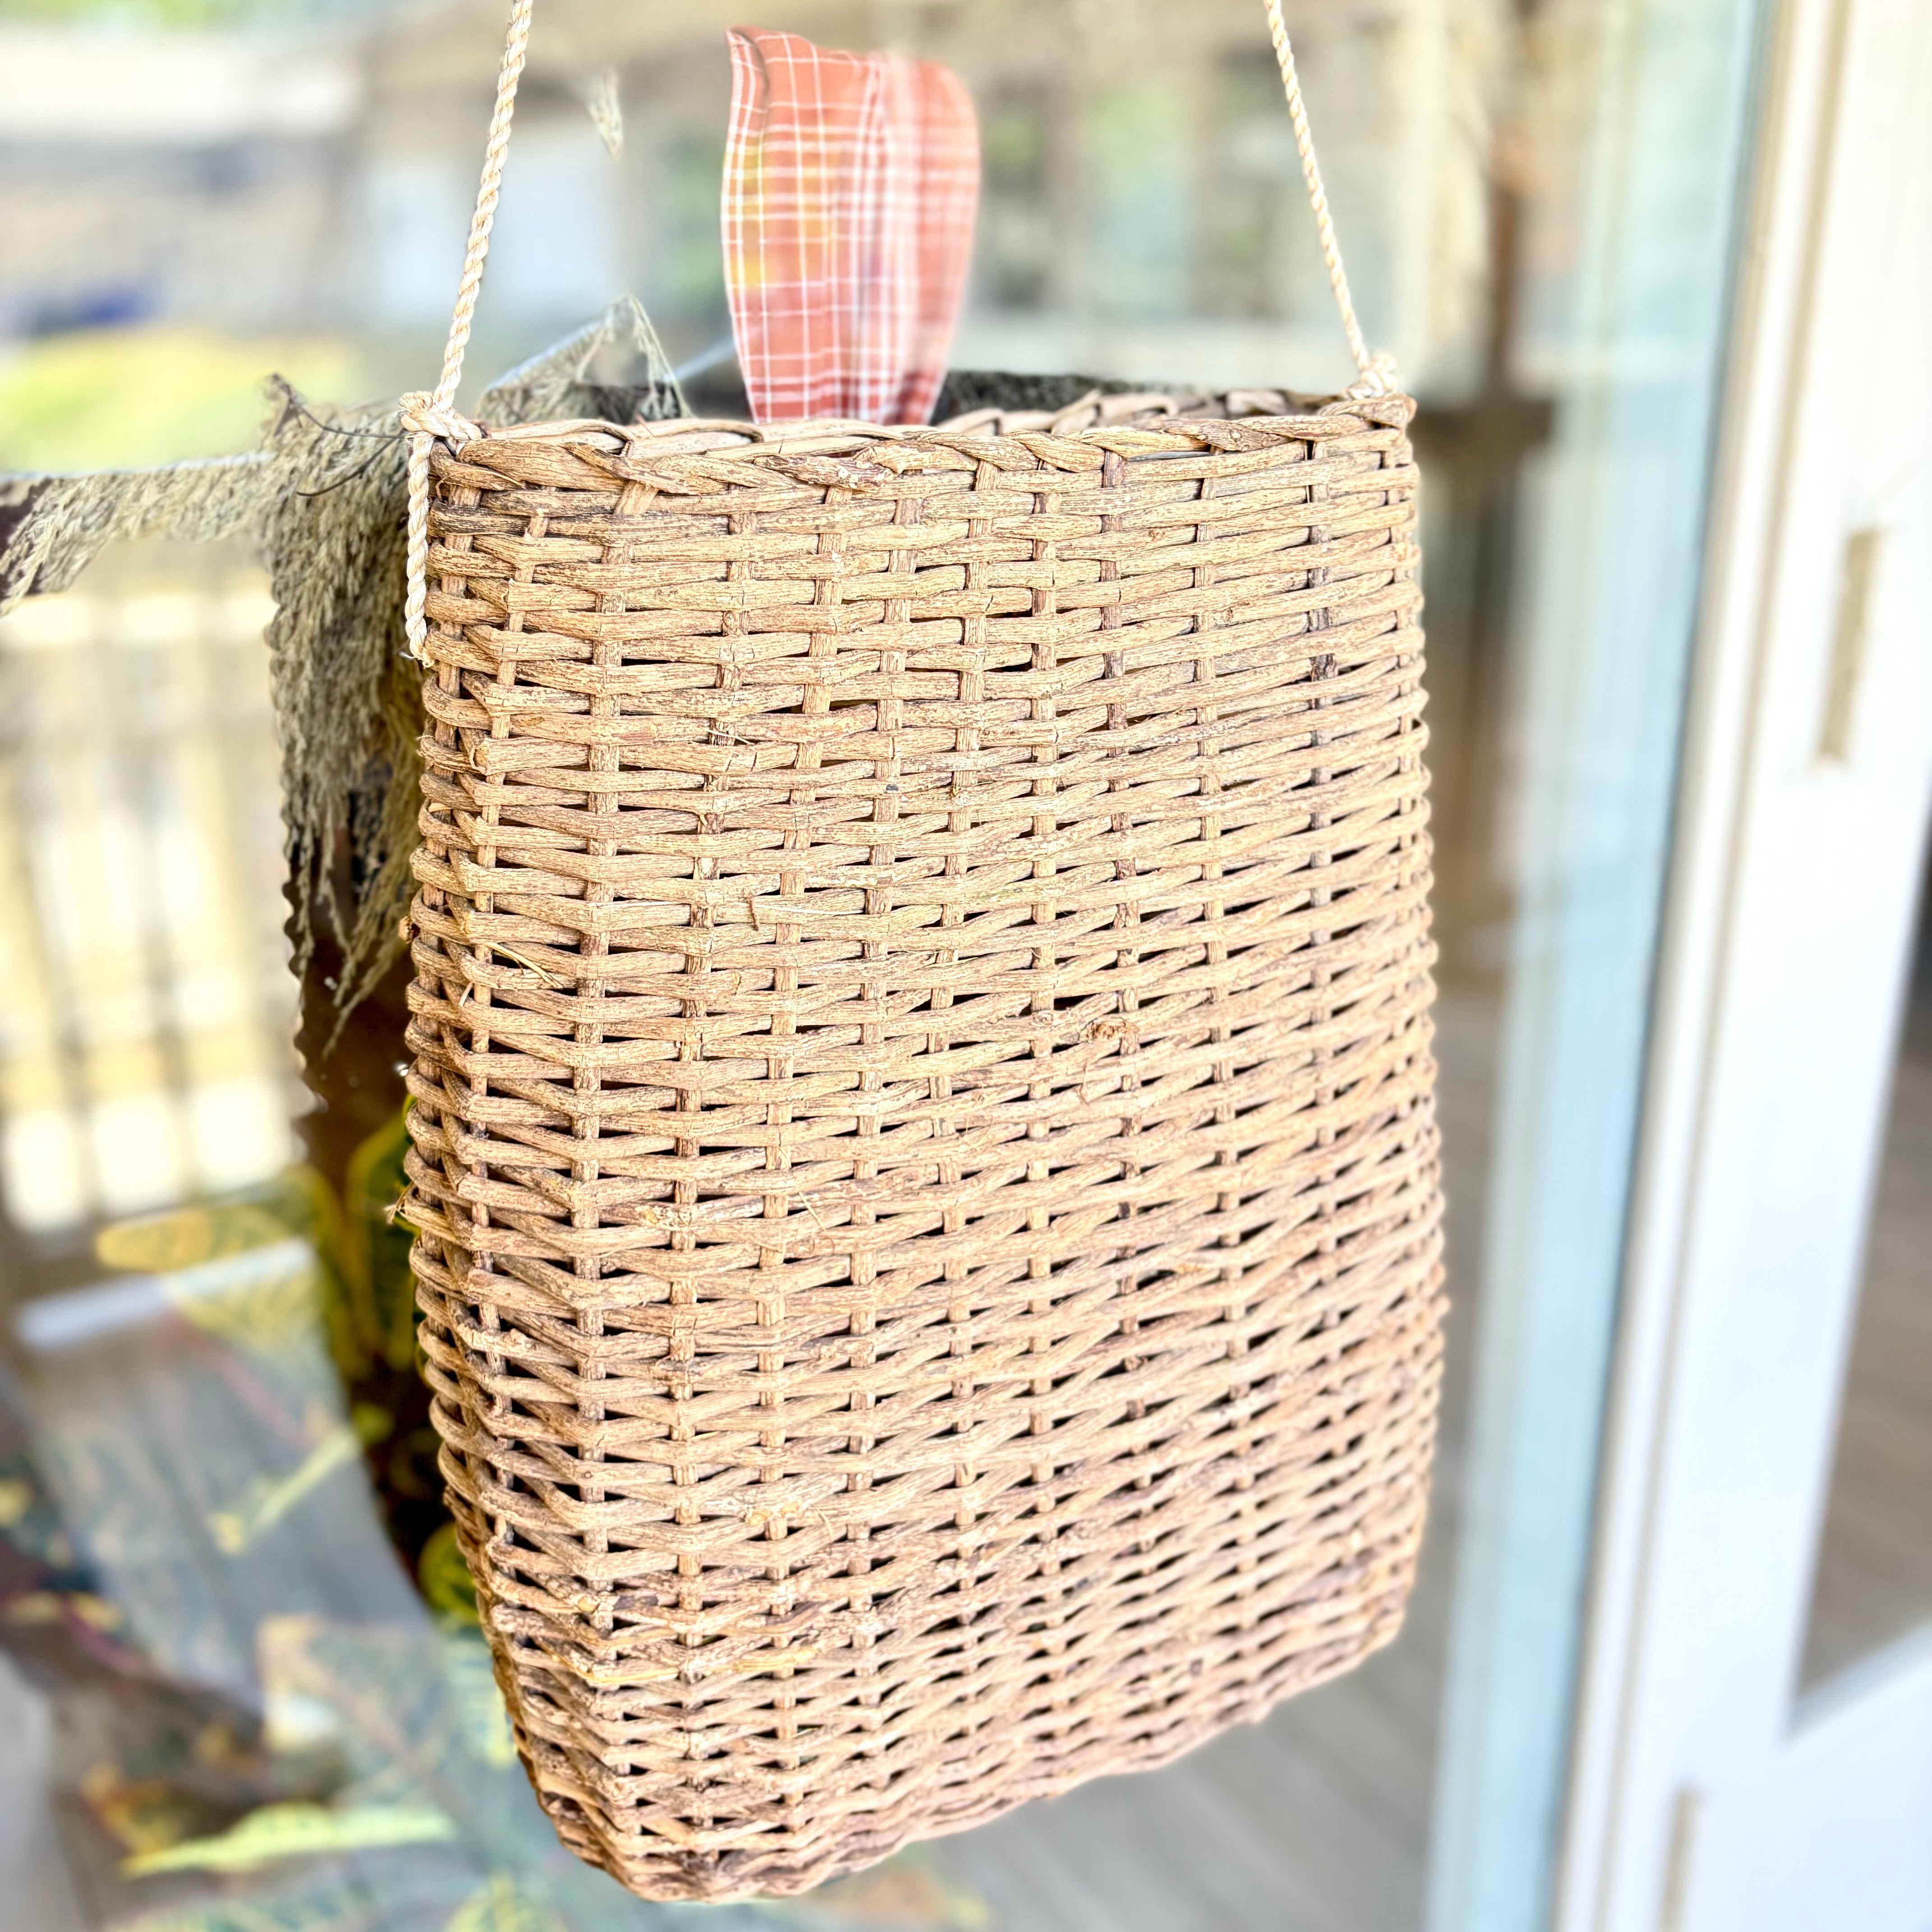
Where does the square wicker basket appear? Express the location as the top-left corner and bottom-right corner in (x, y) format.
(397, 0), (1444, 1901)
(404, 380), (1437, 1901)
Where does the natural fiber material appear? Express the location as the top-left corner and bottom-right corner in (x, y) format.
(275, 302), (685, 1012)
(1262, 0), (1395, 396)
(402, 380), (1443, 1899)
(0, 453), (266, 610)
(0, 400), (417, 1006)
(0, 299), (685, 1019)
(391, 0), (1438, 1900)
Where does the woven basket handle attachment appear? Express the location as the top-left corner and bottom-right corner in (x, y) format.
(399, 0), (1393, 657)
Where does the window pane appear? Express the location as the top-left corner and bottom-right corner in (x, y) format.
(0, 3), (1760, 1927)
(1803, 858), (1932, 1692)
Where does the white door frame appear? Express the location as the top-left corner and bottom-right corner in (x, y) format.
(1557, 0), (1932, 1926)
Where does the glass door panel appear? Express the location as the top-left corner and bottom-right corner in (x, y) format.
(1803, 858), (1932, 1692)
(0, 3), (1762, 1927)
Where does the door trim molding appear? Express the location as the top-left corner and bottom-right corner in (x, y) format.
(1557, 0), (1932, 1925)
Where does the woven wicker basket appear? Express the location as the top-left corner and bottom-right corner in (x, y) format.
(398, 0), (1444, 1902)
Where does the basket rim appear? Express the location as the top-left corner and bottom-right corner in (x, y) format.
(452, 383), (1417, 460)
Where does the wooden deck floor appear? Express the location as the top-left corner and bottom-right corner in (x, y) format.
(1803, 935), (1932, 1691)
(9, 970), (1921, 1931)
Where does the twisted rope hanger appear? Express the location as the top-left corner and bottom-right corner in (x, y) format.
(400, 0), (1394, 657)
(1262, 0), (1396, 398)
(400, 0), (533, 658)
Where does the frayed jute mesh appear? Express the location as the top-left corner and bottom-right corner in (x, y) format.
(403, 385), (1444, 1900)
(0, 298), (685, 1017)
(0, 453), (265, 603)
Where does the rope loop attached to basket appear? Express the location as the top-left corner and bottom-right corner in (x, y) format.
(402, 0), (533, 658)
(1260, 0), (1393, 399)
(402, 0), (1394, 654)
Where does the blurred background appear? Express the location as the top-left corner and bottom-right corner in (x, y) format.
(0, 1), (1926, 1930)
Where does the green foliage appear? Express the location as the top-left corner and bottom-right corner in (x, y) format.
(345, 1105), (419, 1372)
(95, 1166), (372, 1382)
(418, 1523), (479, 1628)
(0, 327), (363, 473)
(0, 0), (316, 24)
(121, 1800), (458, 1876)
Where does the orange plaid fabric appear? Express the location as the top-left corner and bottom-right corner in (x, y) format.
(723, 27), (979, 425)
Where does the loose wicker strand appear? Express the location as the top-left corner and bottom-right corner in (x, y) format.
(401, 0), (535, 657)
(1262, 0), (1395, 396)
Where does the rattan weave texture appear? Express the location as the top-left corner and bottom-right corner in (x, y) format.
(402, 382), (1445, 1899)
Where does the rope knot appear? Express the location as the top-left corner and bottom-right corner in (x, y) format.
(400, 392), (485, 448)
(1345, 351), (1401, 400)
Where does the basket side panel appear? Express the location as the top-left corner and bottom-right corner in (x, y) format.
(405, 401), (1444, 1900)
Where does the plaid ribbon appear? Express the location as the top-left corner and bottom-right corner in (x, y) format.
(723, 27), (979, 425)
